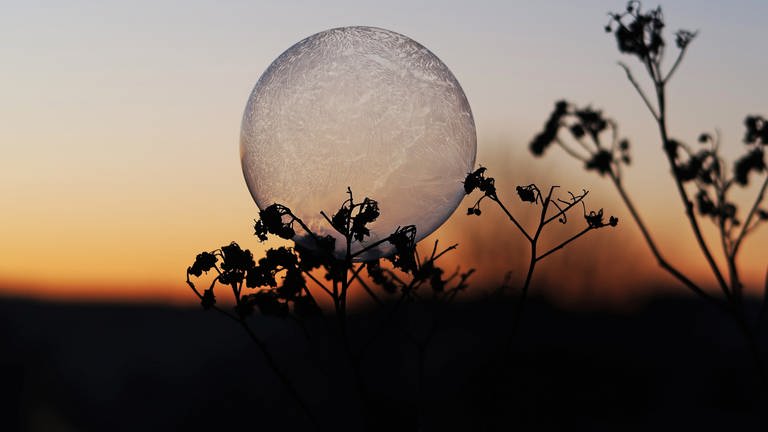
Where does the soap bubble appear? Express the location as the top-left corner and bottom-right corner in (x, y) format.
(241, 26), (476, 259)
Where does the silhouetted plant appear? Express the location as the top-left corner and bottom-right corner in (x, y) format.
(531, 1), (768, 381)
(464, 167), (617, 340)
(186, 188), (472, 429)
(186, 241), (320, 427)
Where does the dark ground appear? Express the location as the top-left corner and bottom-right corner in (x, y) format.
(1, 293), (767, 431)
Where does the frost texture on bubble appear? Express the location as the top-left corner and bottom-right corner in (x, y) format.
(241, 26), (476, 259)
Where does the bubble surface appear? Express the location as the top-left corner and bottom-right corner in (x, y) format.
(241, 26), (476, 258)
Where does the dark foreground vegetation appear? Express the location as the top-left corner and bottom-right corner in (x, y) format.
(2, 292), (766, 432)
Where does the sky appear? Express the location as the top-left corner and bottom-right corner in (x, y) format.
(1, 0), (766, 306)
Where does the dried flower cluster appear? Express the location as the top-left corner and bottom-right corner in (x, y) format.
(531, 0), (768, 382)
(463, 166), (617, 338)
(185, 188), (474, 427)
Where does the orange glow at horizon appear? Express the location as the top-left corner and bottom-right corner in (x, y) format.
(3, 145), (764, 310)
(2, 1), (766, 308)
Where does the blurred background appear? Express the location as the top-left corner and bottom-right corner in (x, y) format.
(2, 1), (768, 430)
(1, 0), (766, 306)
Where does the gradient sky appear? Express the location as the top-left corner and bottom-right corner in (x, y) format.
(1, 0), (766, 305)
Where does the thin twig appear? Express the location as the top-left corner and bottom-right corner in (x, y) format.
(186, 273), (319, 429)
(287, 210), (323, 245)
(352, 233), (399, 258)
(653, 84), (732, 300)
(504, 186), (554, 346)
(431, 244), (459, 262)
(543, 190), (588, 226)
(555, 137), (590, 162)
(346, 262), (367, 287)
(715, 186), (742, 298)
(759, 266), (768, 331)
(663, 45), (690, 84)
(357, 268), (432, 360)
(489, 196), (532, 242)
(732, 175), (768, 256)
(536, 226), (594, 262)
(350, 266), (383, 306)
(607, 173), (719, 304)
(618, 62), (660, 121)
(304, 270), (334, 299)
(236, 319), (320, 429)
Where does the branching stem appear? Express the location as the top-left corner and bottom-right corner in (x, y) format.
(732, 175), (768, 256)
(653, 76), (732, 301)
(185, 274), (319, 429)
(618, 62), (660, 121)
(607, 172), (718, 304)
(489, 195), (532, 242)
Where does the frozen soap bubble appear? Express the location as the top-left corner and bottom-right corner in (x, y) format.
(240, 26), (476, 259)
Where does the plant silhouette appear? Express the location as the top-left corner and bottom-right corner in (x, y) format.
(186, 188), (473, 430)
(464, 168), (617, 343)
(530, 1), (768, 382)
(179, 3), (768, 426)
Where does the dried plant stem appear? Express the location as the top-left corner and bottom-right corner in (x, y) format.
(356, 273), (425, 359)
(759, 267), (768, 328)
(607, 172), (718, 304)
(234, 319), (321, 429)
(508, 247), (536, 346)
(732, 176), (768, 256)
(489, 196), (532, 242)
(497, 187), (602, 343)
(653, 83), (733, 301)
(663, 45), (689, 84)
(186, 276), (319, 429)
(620, 52), (768, 383)
(619, 62), (659, 121)
(716, 187), (742, 299)
(622, 57), (734, 301)
(536, 226), (594, 261)
(333, 237), (376, 427)
(304, 270), (334, 298)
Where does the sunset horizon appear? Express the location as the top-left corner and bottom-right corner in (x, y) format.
(3, 1), (766, 307)
(2, 1), (767, 429)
